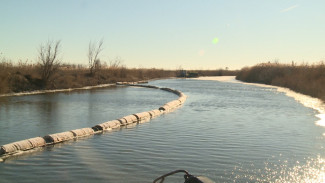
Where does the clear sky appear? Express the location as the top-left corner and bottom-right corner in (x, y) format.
(1, 0), (324, 70)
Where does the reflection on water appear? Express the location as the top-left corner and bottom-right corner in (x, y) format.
(233, 155), (325, 182)
(0, 79), (325, 182)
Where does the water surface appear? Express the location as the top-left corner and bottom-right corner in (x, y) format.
(0, 79), (324, 182)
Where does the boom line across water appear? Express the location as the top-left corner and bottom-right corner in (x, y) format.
(0, 82), (187, 162)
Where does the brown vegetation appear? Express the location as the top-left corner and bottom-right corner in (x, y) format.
(194, 69), (239, 76)
(176, 68), (239, 78)
(0, 37), (239, 95)
(236, 62), (325, 101)
(0, 59), (177, 94)
(0, 57), (241, 95)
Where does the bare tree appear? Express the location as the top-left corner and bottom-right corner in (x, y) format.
(88, 39), (103, 75)
(38, 40), (61, 86)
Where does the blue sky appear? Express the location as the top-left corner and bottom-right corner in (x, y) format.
(1, 0), (324, 69)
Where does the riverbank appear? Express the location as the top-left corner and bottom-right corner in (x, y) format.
(236, 62), (325, 102)
(0, 60), (240, 95)
(0, 62), (177, 95)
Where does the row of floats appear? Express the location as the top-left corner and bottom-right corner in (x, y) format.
(0, 83), (187, 159)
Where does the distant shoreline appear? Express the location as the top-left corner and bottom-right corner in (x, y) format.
(0, 63), (177, 97)
(0, 77), (175, 98)
(0, 83), (115, 98)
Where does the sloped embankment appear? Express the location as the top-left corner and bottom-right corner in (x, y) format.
(0, 82), (187, 161)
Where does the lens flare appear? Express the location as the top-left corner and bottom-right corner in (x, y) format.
(212, 37), (219, 44)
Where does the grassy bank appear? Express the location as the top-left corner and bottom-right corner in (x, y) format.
(0, 61), (176, 94)
(236, 62), (325, 101)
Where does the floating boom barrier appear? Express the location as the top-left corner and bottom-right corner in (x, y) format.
(0, 82), (187, 160)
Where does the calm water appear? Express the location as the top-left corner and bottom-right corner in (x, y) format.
(0, 79), (324, 182)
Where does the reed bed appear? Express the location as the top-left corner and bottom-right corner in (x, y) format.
(236, 62), (325, 101)
(0, 60), (177, 94)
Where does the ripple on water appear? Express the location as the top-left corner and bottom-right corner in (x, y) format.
(0, 79), (324, 183)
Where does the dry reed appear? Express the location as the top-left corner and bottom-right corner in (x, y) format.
(0, 60), (177, 94)
(236, 62), (325, 101)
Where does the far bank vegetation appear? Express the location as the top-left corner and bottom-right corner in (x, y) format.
(0, 58), (177, 94)
(0, 40), (177, 94)
(0, 39), (242, 94)
(236, 62), (325, 101)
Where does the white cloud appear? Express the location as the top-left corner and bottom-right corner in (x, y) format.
(281, 4), (299, 12)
